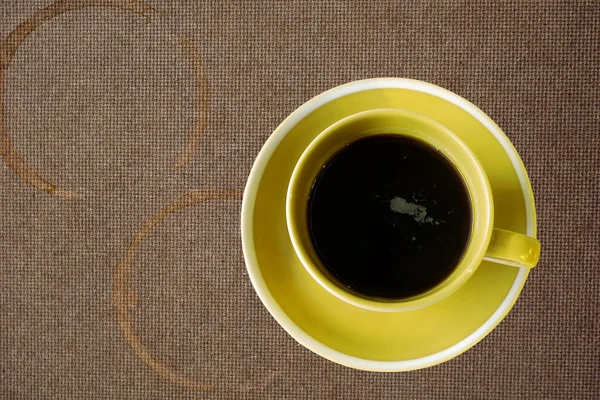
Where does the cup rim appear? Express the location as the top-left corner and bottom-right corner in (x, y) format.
(286, 108), (494, 312)
(241, 77), (535, 371)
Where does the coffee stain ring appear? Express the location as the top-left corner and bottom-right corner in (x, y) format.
(113, 189), (243, 391)
(0, 0), (208, 197)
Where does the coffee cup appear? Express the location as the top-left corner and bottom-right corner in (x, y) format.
(286, 108), (540, 312)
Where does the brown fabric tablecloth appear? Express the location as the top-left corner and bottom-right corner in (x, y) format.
(1, 1), (598, 399)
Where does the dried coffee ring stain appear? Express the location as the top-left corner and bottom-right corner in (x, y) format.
(0, 0), (208, 197)
(113, 189), (243, 391)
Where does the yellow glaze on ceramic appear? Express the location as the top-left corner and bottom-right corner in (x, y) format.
(485, 228), (541, 268)
(242, 78), (538, 371)
(287, 109), (540, 312)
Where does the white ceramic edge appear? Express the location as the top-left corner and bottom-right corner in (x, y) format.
(241, 78), (534, 372)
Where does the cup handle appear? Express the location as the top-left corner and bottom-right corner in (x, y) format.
(483, 228), (541, 268)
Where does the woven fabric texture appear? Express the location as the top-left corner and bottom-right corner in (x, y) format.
(0, 0), (598, 399)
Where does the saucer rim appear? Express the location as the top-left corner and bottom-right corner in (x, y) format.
(241, 78), (536, 371)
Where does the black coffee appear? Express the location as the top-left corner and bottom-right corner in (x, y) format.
(307, 135), (472, 299)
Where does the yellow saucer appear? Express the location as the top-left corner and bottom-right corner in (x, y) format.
(241, 78), (536, 371)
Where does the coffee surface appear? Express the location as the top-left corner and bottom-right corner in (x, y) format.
(307, 135), (472, 299)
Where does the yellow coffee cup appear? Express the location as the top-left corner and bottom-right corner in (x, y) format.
(286, 108), (540, 312)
